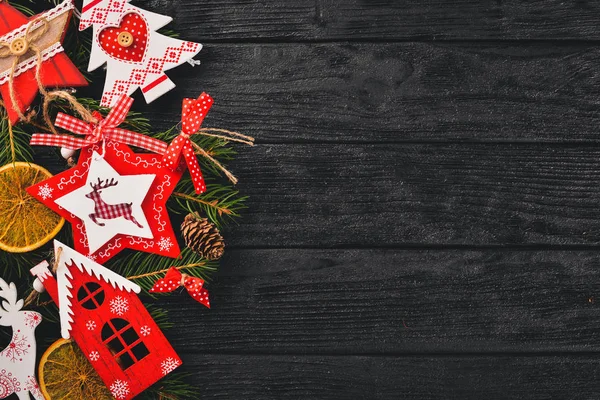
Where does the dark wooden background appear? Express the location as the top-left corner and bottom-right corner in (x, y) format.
(60, 0), (600, 398)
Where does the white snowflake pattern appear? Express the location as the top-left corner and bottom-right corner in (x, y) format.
(109, 296), (129, 316)
(4, 333), (29, 362)
(140, 325), (151, 337)
(37, 184), (53, 200)
(157, 237), (174, 252)
(160, 357), (181, 375)
(110, 380), (130, 399)
(86, 320), (96, 331)
(89, 351), (100, 361)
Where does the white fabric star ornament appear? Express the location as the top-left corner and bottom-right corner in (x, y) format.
(55, 152), (155, 253)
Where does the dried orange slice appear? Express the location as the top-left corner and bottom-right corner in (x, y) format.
(39, 338), (112, 399)
(0, 162), (64, 252)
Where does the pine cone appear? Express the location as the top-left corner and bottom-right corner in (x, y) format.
(181, 213), (225, 260)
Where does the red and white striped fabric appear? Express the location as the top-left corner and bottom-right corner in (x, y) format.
(30, 95), (168, 154)
(162, 93), (213, 194)
(149, 267), (210, 308)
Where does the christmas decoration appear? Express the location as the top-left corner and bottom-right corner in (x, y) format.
(27, 139), (183, 263)
(31, 241), (182, 400)
(78, 0), (202, 106)
(1, 1), (254, 398)
(181, 213), (225, 261)
(0, 0), (87, 124)
(164, 92), (255, 194)
(0, 162), (64, 253)
(150, 267), (210, 308)
(0, 278), (43, 400)
(30, 94), (168, 154)
(28, 96), (182, 263)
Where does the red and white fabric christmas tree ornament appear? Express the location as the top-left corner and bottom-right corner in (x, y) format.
(78, 0), (202, 106)
(150, 267), (210, 308)
(0, 0), (87, 124)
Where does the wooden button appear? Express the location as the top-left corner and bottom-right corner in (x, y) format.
(117, 31), (134, 48)
(10, 38), (28, 56)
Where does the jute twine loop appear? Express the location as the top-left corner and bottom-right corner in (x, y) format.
(0, 17), (96, 133)
(188, 127), (255, 185)
(0, 17), (50, 123)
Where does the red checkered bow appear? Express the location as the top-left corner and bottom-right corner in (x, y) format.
(149, 267), (210, 308)
(30, 95), (168, 154)
(162, 93), (214, 194)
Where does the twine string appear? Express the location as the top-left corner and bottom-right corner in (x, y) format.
(186, 128), (254, 185)
(0, 17), (50, 123)
(0, 17), (95, 134)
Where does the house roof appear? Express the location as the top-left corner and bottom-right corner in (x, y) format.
(53, 240), (141, 339)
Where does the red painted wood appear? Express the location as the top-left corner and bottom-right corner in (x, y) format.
(0, 2), (87, 124)
(31, 258), (180, 400)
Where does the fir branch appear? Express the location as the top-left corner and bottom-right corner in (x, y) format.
(0, 115), (33, 165)
(171, 184), (247, 228)
(110, 248), (217, 293)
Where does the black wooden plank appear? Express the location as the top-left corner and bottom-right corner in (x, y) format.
(147, 0), (600, 41)
(221, 143), (600, 247)
(181, 354), (600, 399)
(164, 249), (600, 353)
(136, 43), (600, 143)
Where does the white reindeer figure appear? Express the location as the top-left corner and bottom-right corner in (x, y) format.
(0, 279), (43, 399)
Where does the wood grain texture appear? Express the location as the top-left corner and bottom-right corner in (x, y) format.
(208, 143), (600, 247)
(134, 43), (600, 143)
(163, 249), (600, 353)
(142, 0), (600, 41)
(181, 354), (600, 399)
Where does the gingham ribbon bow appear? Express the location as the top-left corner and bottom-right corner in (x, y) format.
(149, 267), (210, 308)
(162, 93), (214, 194)
(30, 95), (168, 154)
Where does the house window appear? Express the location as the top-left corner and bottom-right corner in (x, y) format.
(101, 318), (150, 370)
(77, 282), (105, 310)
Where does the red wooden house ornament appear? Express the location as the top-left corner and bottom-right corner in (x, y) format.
(30, 241), (181, 400)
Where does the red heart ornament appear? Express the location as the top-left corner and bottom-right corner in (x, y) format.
(98, 12), (149, 63)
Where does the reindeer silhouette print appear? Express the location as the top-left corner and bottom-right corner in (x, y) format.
(86, 177), (144, 228)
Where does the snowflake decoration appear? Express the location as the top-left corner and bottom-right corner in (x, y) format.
(24, 313), (41, 328)
(110, 380), (130, 399)
(157, 236), (174, 252)
(24, 375), (41, 398)
(4, 333), (29, 362)
(140, 325), (151, 337)
(109, 296), (129, 316)
(160, 357), (181, 375)
(37, 184), (53, 200)
(86, 320), (96, 331)
(89, 351), (100, 362)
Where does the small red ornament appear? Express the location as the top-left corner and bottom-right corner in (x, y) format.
(0, 0), (87, 124)
(163, 92), (214, 194)
(150, 267), (210, 308)
(31, 241), (181, 400)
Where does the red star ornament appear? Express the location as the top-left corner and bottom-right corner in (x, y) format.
(0, 0), (88, 125)
(27, 140), (183, 263)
